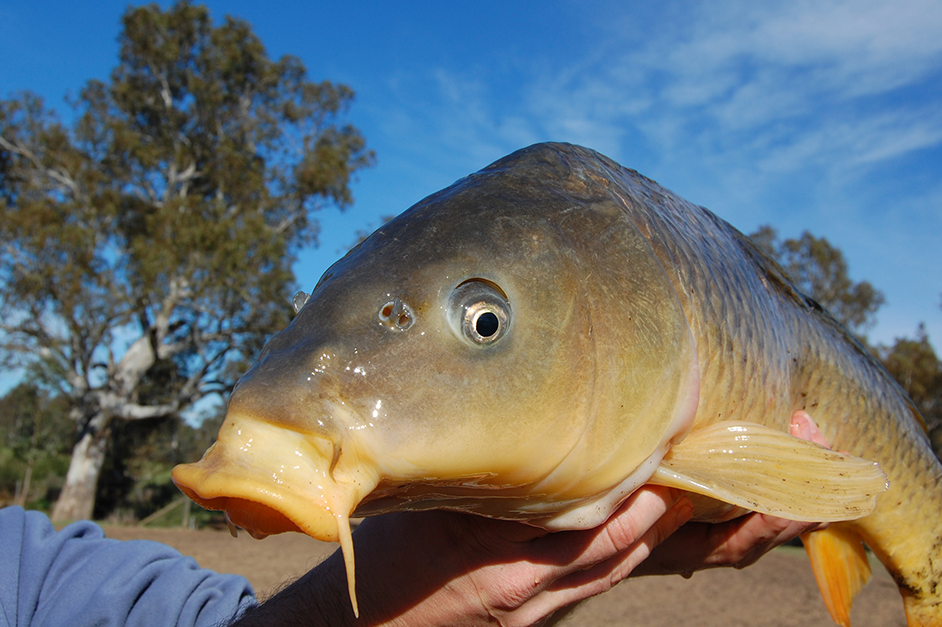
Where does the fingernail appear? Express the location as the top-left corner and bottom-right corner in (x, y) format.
(790, 420), (810, 440)
(807, 420), (821, 437)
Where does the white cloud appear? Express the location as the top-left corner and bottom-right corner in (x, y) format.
(628, 0), (942, 102)
(537, 0), (942, 177)
(368, 0), (942, 214)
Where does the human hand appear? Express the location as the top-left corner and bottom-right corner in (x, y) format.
(342, 487), (694, 627)
(232, 485), (693, 627)
(631, 410), (830, 577)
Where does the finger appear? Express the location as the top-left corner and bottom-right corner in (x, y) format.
(632, 509), (819, 576)
(507, 495), (694, 624)
(716, 513), (820, 569)
(527, 486), (686, 576)
(789, 410), (829, 447)
(550, 495), (695, 591)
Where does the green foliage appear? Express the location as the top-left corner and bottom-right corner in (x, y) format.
(93, 408), (225, 522)
(0, 1), (373, 521)
(0, 382), (72, 458)
(0, 449), (24, 499)
(749, 226), (885, 339)
(0, 382), (73, 507)
(0, 373), (225, 519)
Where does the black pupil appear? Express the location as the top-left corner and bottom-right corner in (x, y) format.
(475, 311), (500, 337)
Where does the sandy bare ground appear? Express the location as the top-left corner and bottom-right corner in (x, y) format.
(104, 525), (906, 626)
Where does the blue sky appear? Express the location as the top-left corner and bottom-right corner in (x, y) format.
(2, 0), (941, 350)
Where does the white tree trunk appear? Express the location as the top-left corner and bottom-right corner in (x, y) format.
(16, 461), (33, 508)
(50, 426), (110, 522)
(49, 331), (164, 522)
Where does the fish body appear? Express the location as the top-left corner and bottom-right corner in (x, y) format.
(172, 143), (941, 625)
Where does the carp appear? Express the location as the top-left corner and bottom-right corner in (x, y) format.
(172, 143), (941, 625)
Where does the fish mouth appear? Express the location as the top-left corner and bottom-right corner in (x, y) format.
(170, 416), (374, 543)
(172, 414), (377, 616)
(172, 462), (318, 539)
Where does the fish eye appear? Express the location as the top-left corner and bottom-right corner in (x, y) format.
(448, 279), (511, 346)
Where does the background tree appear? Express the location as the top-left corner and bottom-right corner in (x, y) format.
(880, 326), (942, 460)
(750, 226), (885, 339)
(93, 407), (224, 522)
(0, 1), (374, 521)
(0, 380), (72, 507)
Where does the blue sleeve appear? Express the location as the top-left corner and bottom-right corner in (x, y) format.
(0, 506), (258, 627)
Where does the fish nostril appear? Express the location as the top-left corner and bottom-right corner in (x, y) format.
(378, 298), (415, 331)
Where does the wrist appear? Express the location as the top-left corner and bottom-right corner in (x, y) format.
(228, 551), (356, 627)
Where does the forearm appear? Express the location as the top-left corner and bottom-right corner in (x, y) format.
(230, 552), (355, 627)
(230, 515), (486, 627)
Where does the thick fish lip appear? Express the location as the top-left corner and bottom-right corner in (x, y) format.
(171, 416), (376, 543)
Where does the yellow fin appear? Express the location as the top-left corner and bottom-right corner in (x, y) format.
(801, 526), (871, 627)
(650, 421), (887, 522)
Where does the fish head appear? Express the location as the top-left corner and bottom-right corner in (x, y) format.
(171, 144), (700, 544)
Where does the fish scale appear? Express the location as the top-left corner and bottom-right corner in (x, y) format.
(598, 139), (942, 620)
(606, 159), (796, 428)
(603, 141), (942, 622)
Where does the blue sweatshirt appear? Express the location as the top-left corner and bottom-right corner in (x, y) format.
(0, 506), (257, 627)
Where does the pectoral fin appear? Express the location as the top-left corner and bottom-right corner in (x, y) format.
(650, 422), (887, 522)
(801, 525), (872, 627)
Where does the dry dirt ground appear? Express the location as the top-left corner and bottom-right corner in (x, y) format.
(104, 525), (907, 626)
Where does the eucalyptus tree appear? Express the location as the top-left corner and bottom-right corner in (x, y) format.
(0, 2), (373, 521)
(749, 226), (885, 339)
(880, 326), (942, 460)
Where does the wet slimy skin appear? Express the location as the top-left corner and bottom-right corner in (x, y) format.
(173, 143), (939, 623)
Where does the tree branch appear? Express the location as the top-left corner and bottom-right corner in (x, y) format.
(0, 135), (80, 199)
